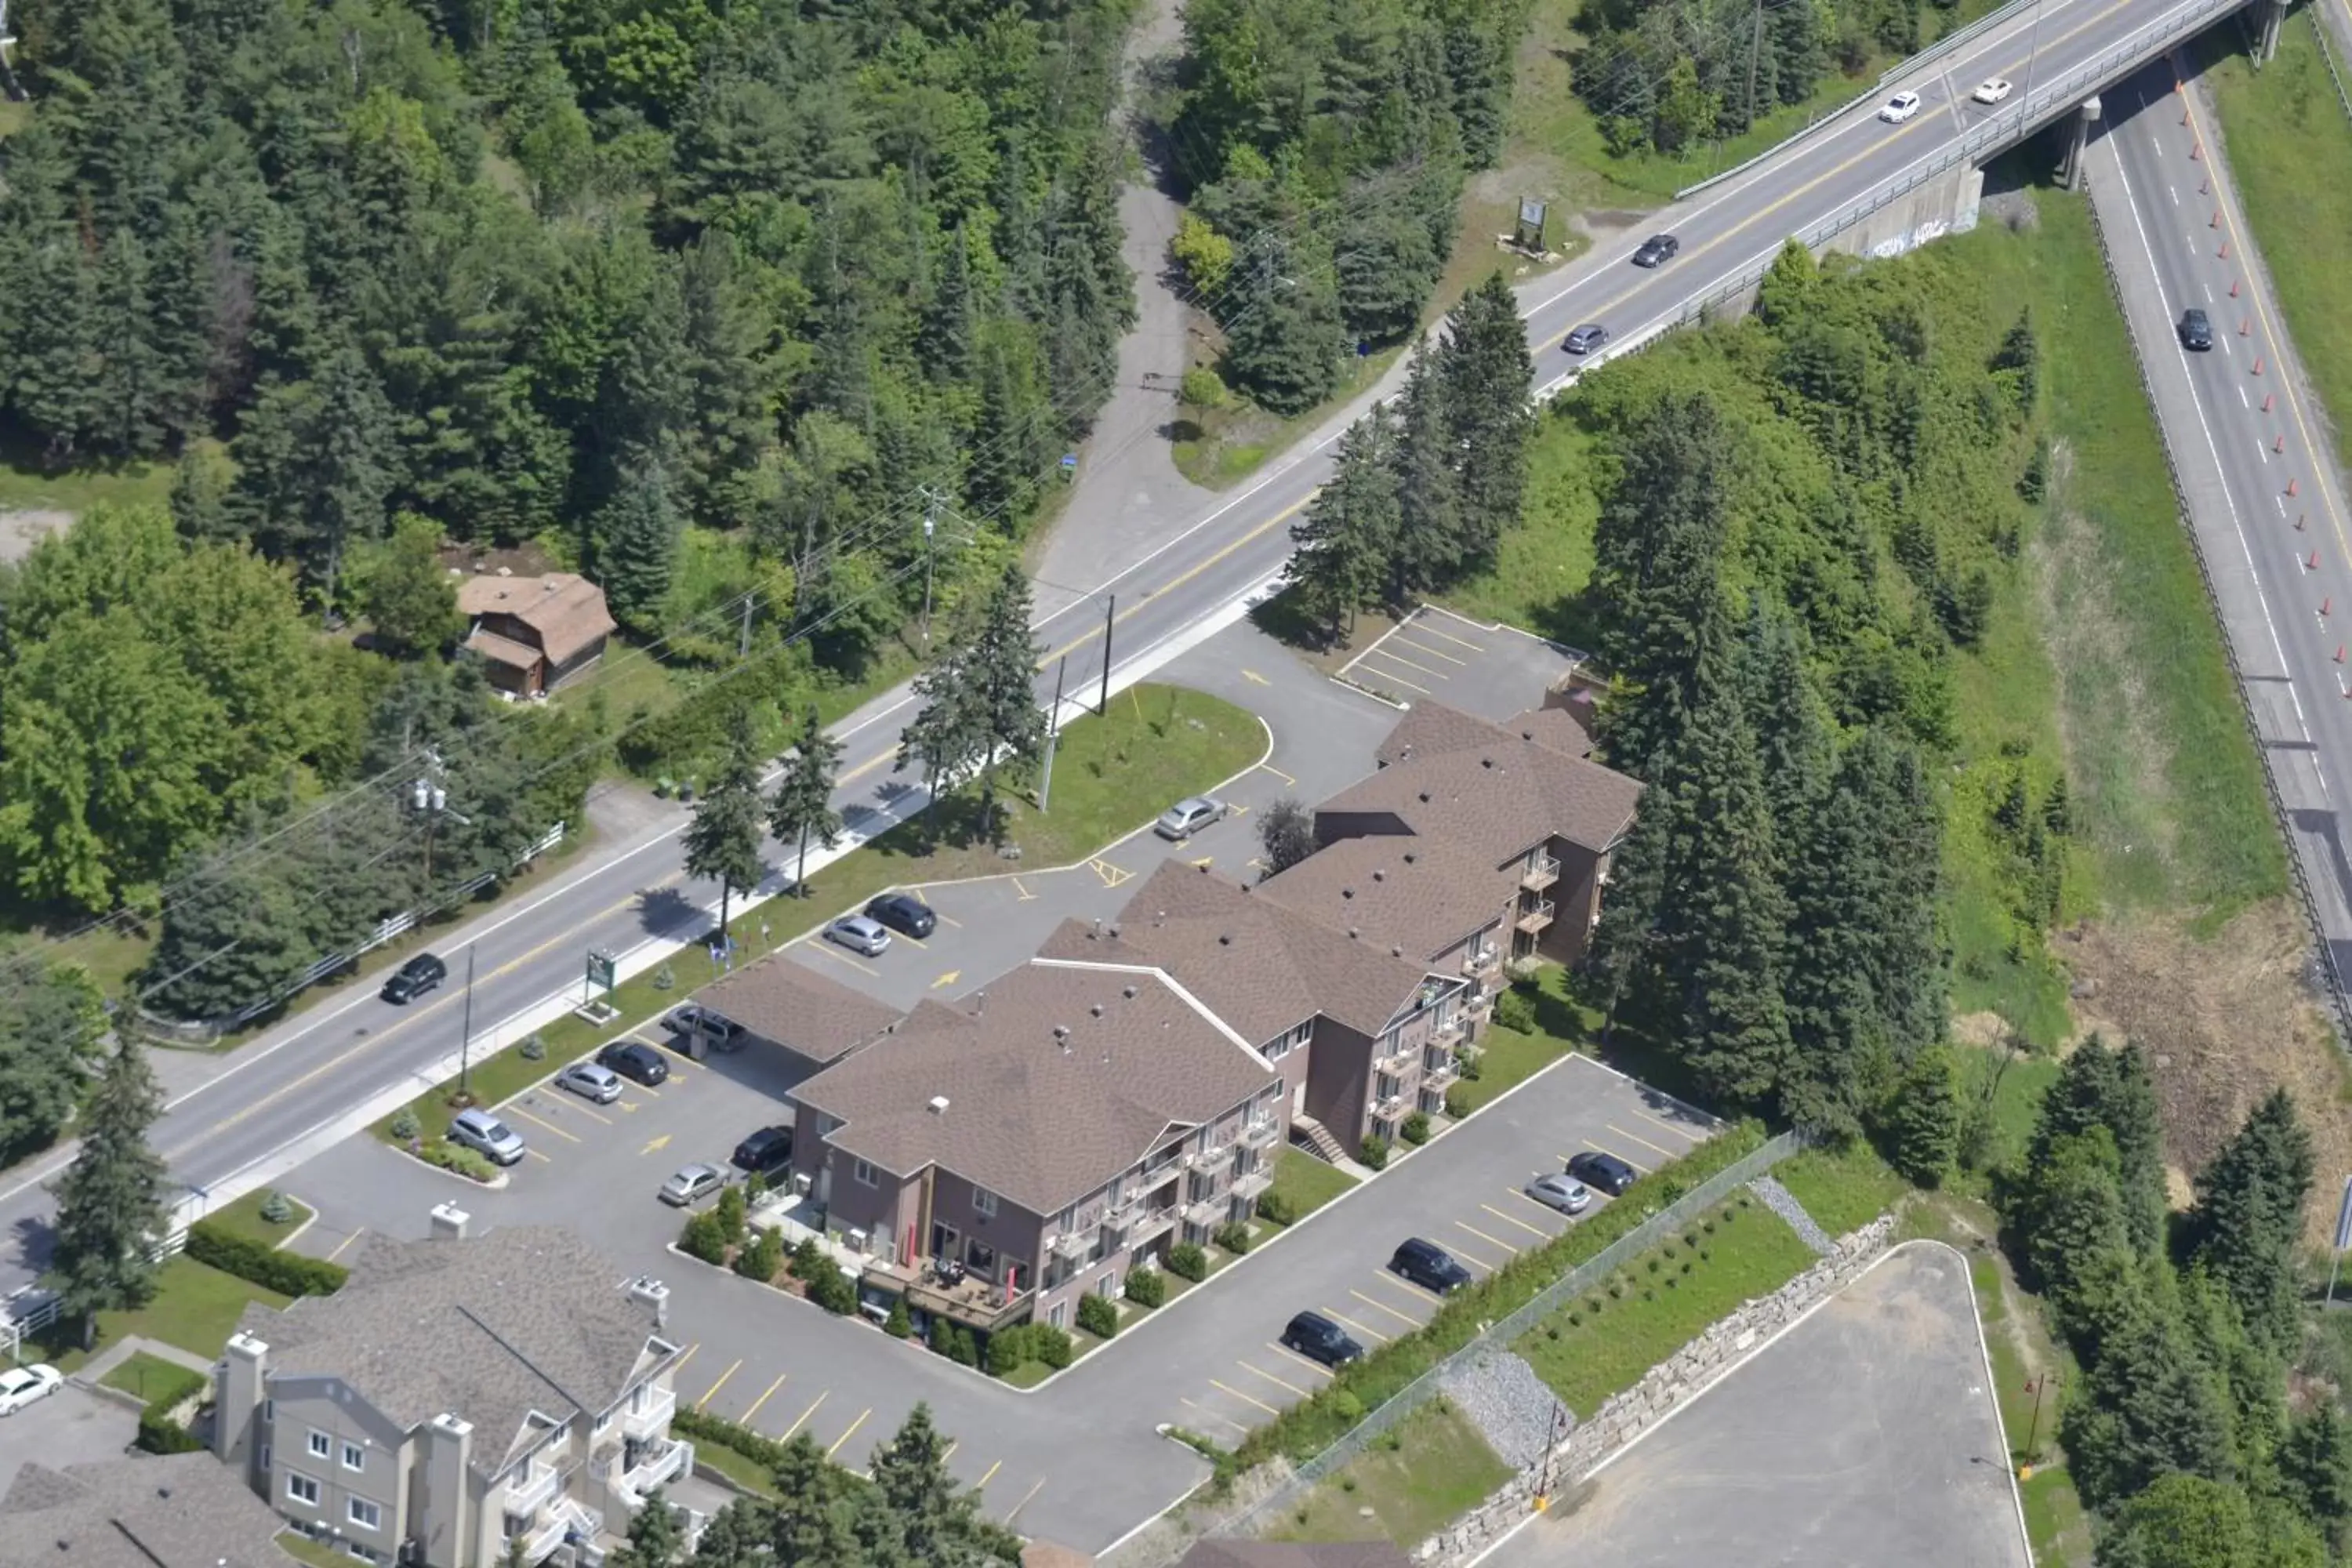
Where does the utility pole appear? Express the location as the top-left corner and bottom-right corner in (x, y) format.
(1745, 0), (1764, 129)
(738, 592), (754, 660)
(920, 488), (942, 642)
(2022, 0), (2045, 119)
(0, 0), (26, 103)
(1037, 656), (1069, 812)
(411, 765), (448, 887)
(1098, 595), (1116, 717)
(457, 944), (477, 1098)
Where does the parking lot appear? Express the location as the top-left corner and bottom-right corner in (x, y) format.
(1335, 607), (1581, 715)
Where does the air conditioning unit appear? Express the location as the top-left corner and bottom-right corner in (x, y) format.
(791, 1173), (814, 1196)
(844, 1229), (868, 1253)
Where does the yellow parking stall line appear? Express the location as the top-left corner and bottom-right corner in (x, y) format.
(525, 1148), (554, 1163)
(695, 1359), (742, 1411)
(1632, 1107), (1705, 1142)
(1209, 1378), (1281, 1417)
(1483, 1203), (1552, 1240)
(803, 940), (880, 978)
(1353, 664), (1431, 695)
(1011, 877), (1037, 902)
(1362, 646), (1448, 680)
(1351, 1287), (1425, 1327)
(1443, 1241), (1503, 1274)
(1377, 1268), (1449, 1303)
(1410, 622), (1486, 652)
(1587, 1140), (1652, 1174)
(629, 1080), (662, 1099)
(1454, 1219), (1519, 1256)
(1324, 1308), (1390, 1345)
(1608, 1123), (1679, 1160)
(740, 1371), (789, 1425)
(1004, 1475), (1048, 1523)
(564, 1101), (615, 1126)
(671, 1344), (699, 1379)
(1265, 1343), (1336, 1379)
(325, 1227), (367, 1262)
(1390, 636), (1469, 665)
(935, 913), (964, 927)
(943, 1441), (957, 1463)
(826, 1409), (873, 1460)
(1240, 1359), (1315, 1400)
(1256, 760), (1298, 786)
(976, 1458), (1005, 1487)
(506, 1105), (582, 1143)
(781, 1391), (829, 1439)
(1179, 1398), (1251, 1438)
(1505, 1185), (1565, 1215)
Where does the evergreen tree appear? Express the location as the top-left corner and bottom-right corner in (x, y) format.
(610, 1486), (684, 1568)
(2064, 1302), (2235, 1510)
(1880, 1044), (1960, 1188)
(50, 1042), (170, 1348)
(1287, 404), (1399, 641)
(2096, 1473), (2326, 1568)
(1991, 307), (2039, 413)
(168, 445), (234, 543)
(2031, 1036), (2170, 1258)
(1388, 344), (1463, 597)
(2280, 1405), (2352, 1546)
(1439, 271), (1536, 568)
(0, 963), (107, 1164)
(1584, 771), (1669, 1033)
(1336, 208), (1440, 348)
(1222, 232), (1341, 416)
(2014, 1128), (2137, 1342)
(92, 228), (168, 458)
(362, 513), (463, 656)
(681, 706), (768, 943)
(305, 344), (401, 612)
(2191, 1090), (2315, 1357)
(927, 227), (978, 387)
(596, 459), (683, 636)
(1258, 797), (1317, 878)
(768, 706), (844, 898)
(898, 564), (1044, 837)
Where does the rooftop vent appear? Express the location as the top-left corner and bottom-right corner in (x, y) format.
(927, 1095), (951, 1115)
(1218, 933), (1232, 946)
(1418, 791), (1431, 804)
(1053, 1025), (1071, 1040)
(1348, 927), (1360, 939)
(1392, 946), (1403, 958)
(1482, 757), (1494, 769)
(1091, 1003), (1105, 1017)
(1108, 924), (1122, 940)
(1123, 984), (1139, 999)
(1403, 851), (1417, 865)
(1371, 869), (1385, 882)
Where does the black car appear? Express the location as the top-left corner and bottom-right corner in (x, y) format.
(731, 1126), (795, 1177)
(1565, 1150), (1638, 1196)
(864, 893), (938, 940)
(379, 953), (448, 1005)
(599, 1040), (672, 1087)
(1564, 322), (1611, 355)
(1632, 233), (1680, 268)
(1280, 1311), (1365, 1369)
(1388, 1238), (1475, 1295)
(2178, 308), (2214, 350)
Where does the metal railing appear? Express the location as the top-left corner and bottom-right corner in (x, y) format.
(2316, 13), (2352, 128)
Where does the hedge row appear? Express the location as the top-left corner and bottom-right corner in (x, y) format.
(186, 1221), (349, 1298)
(673, 1406), (795, 1474)
(1232, 1120), (1770, 1468)
(133, 1365), (212, 1454)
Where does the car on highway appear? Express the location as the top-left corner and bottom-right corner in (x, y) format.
(1280, 1311), (1366, 1369)
(659, 1163), (727, 1207)
(1632, 233), (1680, 268)
(1972, 77), (2013, 104)
(1565, 1150), (1639, 1196)
(379, 952), (448, 1004)
(732, 1125), (795, 1178)
(1153, 797), (1227, 841)
(826, 913), (894, 957)
(662, 1003), (745, 1049)
(1388, 1238), (1475, 1294)
(865, 892), (938, 938)
(447, 1108), (527, 1167)
(1564, 322), (1611, 355)
(1523, 1171), (1595, 1215)
(0, 1363), (61, 1416)
(1879, 89), (1922, 124)
(598, 1040), (671, 1087)
(2178, 308), (2215, 351)
(555, 1062), (624, 1104)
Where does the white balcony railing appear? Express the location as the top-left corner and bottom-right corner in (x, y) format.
(1241, 1118), (1280, 1148)
(618, 1438), (694, 1505)
(620, 1385), (676, 1441)
(506, 1459), (560, 1516)
(1521, 855), (1561, 891)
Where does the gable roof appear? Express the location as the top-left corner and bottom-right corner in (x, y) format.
(456, 572), (618, 666)
(699, 949), (903, 1064)
(1040, 861), (1432, 1039)
(1326, 713), (1642, 860)
(237, 1225), (670, 1480)
(789, 961), (1275, 1215)
(0, 1454), (294, 1568)
(1254, 833), (1519, 964)
(1374, 701), (1594, 768)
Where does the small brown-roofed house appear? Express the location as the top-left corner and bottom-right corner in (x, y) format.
(456, 571), (618, 699)
(1176, 1542), (1410, 1568)
(0, 1453), (296, 1568)
(785, 959), (1286, 1338)
(695, 947), (903, 1068)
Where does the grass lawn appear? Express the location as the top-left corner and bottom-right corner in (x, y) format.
(276, 1534), (350, 1568)
(100, 1350), (205, 1404)
(1514, 1190), (1817, 1417)
(691, 1440), (782, 1499)
(1171, 349), (1403, 491)
(0, 429), (176, 517)
(199, 1187), (315, 1249)
(1265, 1146), (1359, 1225)
(1269, 1400), (1512, 1545)
(1952, 1044), (2061, 1193)
(1000, 1360), (1055, 1390)
(1450, 971), (1595, 1115)
(34, 1256), (289, 1375)
(1768, 1143), (1908, 1239)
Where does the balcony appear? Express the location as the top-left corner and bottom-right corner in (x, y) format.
(1230, 1167), (1273, 1203)
(1182, 1192), (1229, 1228)
(1047, 1227), (1094, 1261)
(866, 1258), (1036, 1334)
(1423, 1058), (1458, 1091)
(519, 1497), (604, 1564)
(1184, 1142), (1232, 1173)
(620, 1385), (675, 1441)
(1374, 1091), (1410, 1120)
(1463, 948), (1502, 978)
(1515, 898), (1555, 935)
(1373, 1040), (1414, 1072)
(1520, 854), (1560, 892)
(506, 1458), (561, 1515)
(616, 1437), (694, 1506)
(1240, 1118), (1280, 1149)
(1111, 1206), (1178, 1250)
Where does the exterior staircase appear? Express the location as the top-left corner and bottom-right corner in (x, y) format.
(1290, 1115), (1348, 1164)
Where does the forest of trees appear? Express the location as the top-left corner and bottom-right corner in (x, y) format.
(1167, 0), (1530, 412)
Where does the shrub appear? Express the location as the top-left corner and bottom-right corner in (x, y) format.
(1178, 366), (1227, 409)
(679, 1210), (729, 1265)
(520, 1033), (546, 1062)
(746, 1173), (768, 1204)
(884, 1298), (911, 1338)
(987, 1324), (1034, 1375)
(1125, 1267), (1167, 1308)
(715, 1185), (747, 1244)
(1213, 1221), (1253, 1256)
(942, 1323), (978, 1366)
(1458, 1051), (1483, 1080)
(389, 1109), (421, 1142)
(1076, 1292), (1120, 1339)
(258, 1191), (293, 1225)
(1330, 1389), (1363, 1422)
(1444, 1083), (1472, 1120)
(186, 1223), (349, 1298)
(132, 1366), (210, 1454)
(1494, 986), (1537, 1033)
(1586, 1296), (1602, 1315)
(1167, 1242), (1210, 1282)
(654, 964), (676, 990)
(789, 1237), (824, 1280)
(1400, 1112), (1432, 1146)
(419, 1140), (496, 1182)
(733, 1229), (782, 1283)
(1662, 1243), (1676, 1259)
(1256, 1189), (1298, 1227)
(1646, 1258), (1660, 1275)
(1033, 1323), (1075, 1369)
(674, 1408), (790, 1472)
(1359, 1136), (1391, 1171)
(806, 1261), (858, 1316)
(1566, 1312), (1581, 1328)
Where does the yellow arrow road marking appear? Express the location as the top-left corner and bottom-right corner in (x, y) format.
(641, 1133), (673, 1156)
(1240, 669), (1271, 685)
(931, 971), (961, 990)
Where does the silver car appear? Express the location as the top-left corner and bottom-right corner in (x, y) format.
(556, 1062), (623, 1104)
(448, 1108), (526, 1167)
(825, 914), (892, 957)
(660, 1163), (726, 1207)
(1154, 797), (1225, 840)
(1523, 1172), (1593, 1214)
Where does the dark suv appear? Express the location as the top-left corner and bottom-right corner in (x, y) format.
(2178, 308), (2214, 351)
(864, 893), (938, 939)
(598, 1040), (671, 1087)
(1566, 1150), (1639, 1196)
(379, 953), (448, 1004)
(1388, 1238), (1475, 1295)
(1280, 1311), (1365, 1369)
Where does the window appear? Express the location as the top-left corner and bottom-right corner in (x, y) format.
(1049, 1301), (1068, 1329)
(287, 1472), (320, 1507)
(595, 1410), (613, 1435)
(260, 1445), (270, 1473)
(262, 1399), (274, 1424)
(307, 1430), (331, 1460)
(965, 1238), (997, 1275)
(972, 1186), (998, 1218)
(853, 1159), (878, 1187)
(1096, 1272), (1118, 1297)
(1262, 1034), (1291, 1062)
(342, 1441), (365, 1472)
(348, 1497), (382, 1532)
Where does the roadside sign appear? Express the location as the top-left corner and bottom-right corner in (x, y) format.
(586, 949), (616, 994)
(2333, 1175), (2352, 1253)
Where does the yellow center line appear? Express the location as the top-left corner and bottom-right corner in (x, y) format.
(504, 1105), (582, 1143)
(1388, 636), (1469, 665)
(1208, 1377), (1282, 1417)
(1606, 1123), (1679, 1160)
(1454, 1219), (1520, 1256)
(1037, 498), (1312, 666)
(976, 1458), (1005, 1488)
(325, 1227), (366, 1262)
(781, 1391), (829, 1439)
(1362, 646), (1450, 679)
(1482, 1202), (1553, 1240)
(1352, 1287), (1426, 1327)
(826, 1408), (873, 1460)
(695, 1358), (742, 1411)
(740, 1371), (789, 1425)
(1323, 1308), (1391, 1344)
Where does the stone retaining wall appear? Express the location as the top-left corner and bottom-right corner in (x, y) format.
(1413, 1214), (1899, 1566)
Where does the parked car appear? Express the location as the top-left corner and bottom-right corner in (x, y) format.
(1564, 322), (1611, 355)
(448, 1108), (526, 1167)
(826, 914), (893, 957)
(1565, 1150), (1639, 1196)
(1631, 233), (1680, 268)
(598, 1040), (671, 1087)
(1153, 797), (1226, 841)
(1281, 1311), (1366, 1369)
(662, 1003), (745, 1049)
(2178, 308), (2215, 351)
(1973, 76), (2013, 104)
(555, 1062), (624, 1104)
(1524, 1172), (1594, 1215)
(1879, 89), (1922, 123)
(0, 1364), (61, 1417)
(1388, 1238), (1475, 1294)
(731, 1126), (795, 1178)
(865, 892), (938, 938)
(660, 1163), (726, 1207)
(379, 952), (448, 1005)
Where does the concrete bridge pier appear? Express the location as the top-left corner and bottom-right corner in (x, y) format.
(2256, 0), (2288, 63)
(2059, 95), (2103, 191)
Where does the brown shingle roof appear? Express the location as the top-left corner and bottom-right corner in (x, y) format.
(1327, 717), (1642, 858)
(699, 950), (902, 1064)
(789, 962), (1275, 1215)
(1176, 1542), (1410, 1568)
(464, 626), (543, 672)
(456, 572), (617, 666)
(1374, 702), (1592, 768)
(1040, 862), (1432, 1040)
(1254, 833), (1518, 964)
(0, 1454), (295, 1568)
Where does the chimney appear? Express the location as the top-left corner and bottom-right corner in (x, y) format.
(928, 1095), (951, 1115)
(214, 1334), (269, 1472)
(422, 1416), (473, 1562)
(430, 1202), (470, 1241)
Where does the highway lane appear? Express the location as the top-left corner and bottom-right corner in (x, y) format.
(0, 0), (2249, 1292)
